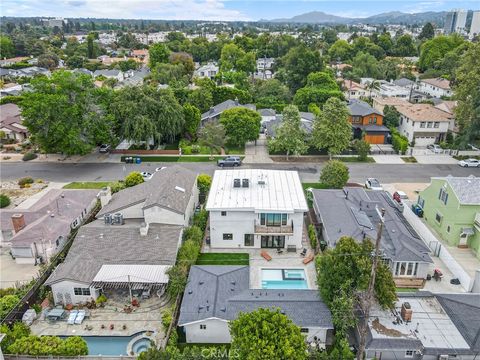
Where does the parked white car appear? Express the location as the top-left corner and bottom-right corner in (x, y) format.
(141, 171), (153, 180)
(427, 144), (442, 153)
(365, 178), (383, 191)
(458, 158), (480, 168)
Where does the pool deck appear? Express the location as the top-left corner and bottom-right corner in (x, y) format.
(202, 222), (318, 290)
(30, 295), (170, 345)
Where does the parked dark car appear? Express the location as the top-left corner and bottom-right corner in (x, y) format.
(217, 156), (242, 167)
(99, 144), (111, 153)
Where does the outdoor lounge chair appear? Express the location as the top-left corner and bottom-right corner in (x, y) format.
(74, 310), (86, 324)
(303, 254), (314, 265)
(67, 310), (78, 325)
(300, 248), (307, 257)
(261, 250), (272, 261)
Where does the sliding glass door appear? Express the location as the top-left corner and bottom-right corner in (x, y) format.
(261, 236), (285, 248)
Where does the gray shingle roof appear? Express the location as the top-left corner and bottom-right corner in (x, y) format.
(97, 166), (197, 217)
(348, 99), (383, 117)
(46, 220), (182, 285)
(258, 108), (276, 116)
(178, 265), (333, 328)
(440, 176), (480, 205)
(264, 114), (313, 137)
(394, 78), (415, 87)
(312, 188), (432, 263)
(201, 99), (256, 120)
(93, 69), (122, 77)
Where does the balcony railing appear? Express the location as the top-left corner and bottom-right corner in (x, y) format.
(254, 222), (294, 234)
(475, 213), (480, 228)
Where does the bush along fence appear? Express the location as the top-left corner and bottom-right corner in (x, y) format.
(1, 202), (102, 326)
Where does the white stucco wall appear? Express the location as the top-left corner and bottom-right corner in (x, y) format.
(51, 280), (99, 305)
(110, 201), (145, 219)
(419, 82), (452, 98)
(184, 318), (231, 343)
(209, 210), (304, 249)
(144, 206), (185, 225)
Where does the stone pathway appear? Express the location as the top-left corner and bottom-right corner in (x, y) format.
(243, 134), (274, 164)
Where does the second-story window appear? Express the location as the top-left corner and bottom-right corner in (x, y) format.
(260, 213), (288, 226)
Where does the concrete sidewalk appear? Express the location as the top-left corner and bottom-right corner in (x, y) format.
(243, 134), (274, 164)
(371, 155), (405, 164)
(414, 154), (458, 164)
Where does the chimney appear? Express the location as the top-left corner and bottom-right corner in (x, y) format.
(11, 214), (26, 233)
(401, 302), (412, 322)
(140, 222), (149, 236)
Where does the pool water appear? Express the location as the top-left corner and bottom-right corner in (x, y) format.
(64, 332), (151, 356)
(261, 269), (308, 289)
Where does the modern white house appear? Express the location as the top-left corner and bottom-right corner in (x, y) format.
(46, 166), (198, 306)
(194, 62), (219, 79)
(178, 266), (333, 345)
(396, 103), (452, 146)
(418, 78), (452, 98)
(375, 80), (411, 98)
(206, 169), (308, 250)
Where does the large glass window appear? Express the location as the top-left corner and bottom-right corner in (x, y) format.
(74, 288), (90, 296)
(244, 234), (254, 246)
(223, 233), (233, 240)
(260, 213), (288, 226)
(395, 262), (419, 277)
(261, 236), (285, 248)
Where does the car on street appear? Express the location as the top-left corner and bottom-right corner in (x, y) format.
(365, 178), (383, 191)
(141, 171), (153, 180)
(393, 191), (408, 203)
(427, 144), (442, 153)
(458, 158), (480, 168)
(99, 144), (110, 153)
(217, 156), (242, 167)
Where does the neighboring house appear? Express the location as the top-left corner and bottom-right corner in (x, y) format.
(200, 99), (256, 126)
(46, 220), (182, 306)
(263, 112), (315, 138)
(131, 49), (149, 63)
(0, 189), (101, 264)
(343, 79), (368, 100)
(373, 97), (410, 113)
(46, 166), (198, 306)
(375, 80), (411, 98)
(7, 67), (50, 78)
(0, 83), (24, 98)
(72, 68), (94, 77)
(332, 63), (352, 77)
(434, 100), (458, 134)
(418, 78), (452, 98)
(362, 292), (480, 360)
(206, 169), (308, 250)
(256, 57), (275, 71)
(393, 77), (415, 88)
(258, 108), (276, 124)
(116, 67), (150, 88)
(0, 103), (29, 142)
(417, 176), (480, 259)
(347, 99), (390, 144)
(93, 69), (124, 82)
(311, 188), (432, 287)
(194, 62), (219, 79)
(178, 265), (333, 345)
(396, 104), (452, 146)
(97, 166), (198, 227)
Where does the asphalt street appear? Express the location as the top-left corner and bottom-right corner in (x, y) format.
(1, 161), (478, 184)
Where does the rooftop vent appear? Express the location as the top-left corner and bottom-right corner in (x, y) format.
(220, 307), (226, 312)
(113, 213), (124, 225)
(242, 179), (249, 188)
(104, 213), (113, 225)
(175, 186), (185, 193)
(233, 179), (241, 188)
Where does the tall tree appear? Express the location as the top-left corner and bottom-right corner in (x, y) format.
(311, 97), (352, 159)
(268, 105), (308, 160)
(0, 36), (15, 58)
(198, 122), (226, 156)
(293, 71), (343, 111)
(183, 103), (201, 139)
(230, 308), (308, 360)
(419, 22), (435, 40)
(149, 43), (170, 68)
(86, 34), (95, 59)
(220, 107), (261, 146)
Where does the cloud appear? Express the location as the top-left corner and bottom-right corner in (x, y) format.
(403, 1), (446, 13)
(2, 0), (249, 21)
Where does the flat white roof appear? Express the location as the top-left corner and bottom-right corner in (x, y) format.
(93, 264), (171, 284)
(206, 169), (308, 212)
(369, 296), (470, 350)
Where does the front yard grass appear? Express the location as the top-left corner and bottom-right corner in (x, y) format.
(396, 287), (419, 293)
(63, 181), (112, 189)
(401, 156), (418, 163)
(334, 156), (375, 163)
(196, 253), (249, 265)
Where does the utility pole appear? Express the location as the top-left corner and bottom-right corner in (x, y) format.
(357, 209), (385, 360)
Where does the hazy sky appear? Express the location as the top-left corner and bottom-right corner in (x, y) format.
(2, 0), (479, 21)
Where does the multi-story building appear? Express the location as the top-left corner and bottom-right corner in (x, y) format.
(444, 9), (468, 34)
(347, 100), (390, 144)
(418, 78), (452, 98)
(396, 103), (452, 146)
(417, 176), (480, 259)
(206, 169), (308, 250)
(470, 11), (480, 38)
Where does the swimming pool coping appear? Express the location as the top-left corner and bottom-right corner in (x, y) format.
(259, 267), (311, 289)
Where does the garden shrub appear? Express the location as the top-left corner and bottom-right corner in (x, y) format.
(18, 177), (34, 186)
(193, 209), (208, 232)
(0, 194), (11, 208)
(22, 152), (37, 161)
(308, 224), (318, 250)
(161, 307), (173, 331)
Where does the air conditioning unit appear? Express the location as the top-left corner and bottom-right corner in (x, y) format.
(113, 213), (124, 225)
(438, 355), (449, 360)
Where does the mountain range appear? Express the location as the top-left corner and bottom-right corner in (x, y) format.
(265, 10), (447, 25)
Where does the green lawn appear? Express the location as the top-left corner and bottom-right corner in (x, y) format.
(196, 253), (249, 265)
(63, 181), (112, 189)
(401, 156), (418, 163)
(334, 156), (375, 163)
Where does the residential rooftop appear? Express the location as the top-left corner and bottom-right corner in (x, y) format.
(432, 175), (480, 205)
(201, 99), (256, 120)
(395, 104), (452, 122)
(178, 266), (332, 328)
(348, 99), (383, 117)
(311, 188), (432, 264)
(421, 78), (451, 90)
(206, 169), (308, 213)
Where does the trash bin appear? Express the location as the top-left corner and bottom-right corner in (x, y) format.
(135, 157), (141, 164)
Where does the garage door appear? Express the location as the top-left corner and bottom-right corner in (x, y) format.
(364, 134), (385, 144)
(415, 137), (435, 146)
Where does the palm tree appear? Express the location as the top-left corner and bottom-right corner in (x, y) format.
(366, 80), (380, 100)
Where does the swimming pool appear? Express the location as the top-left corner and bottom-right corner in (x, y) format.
(261, 269), (308, 289)
(65, 332), (152, 356)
